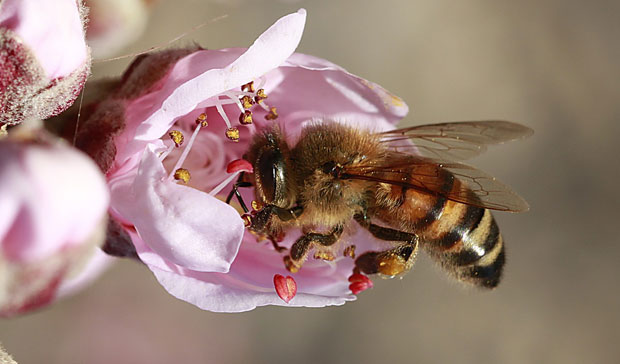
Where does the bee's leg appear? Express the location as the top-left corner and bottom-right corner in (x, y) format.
(249, 205), (303, 232)
(285, 225), (344, 272)
(269, 237), (287, 253)
(248, 204), (304, 253)
(353, 214), (419, 276)
(225, 172), (252, 213)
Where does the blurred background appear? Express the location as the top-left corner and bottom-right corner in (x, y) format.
(2, 0), (619, 363)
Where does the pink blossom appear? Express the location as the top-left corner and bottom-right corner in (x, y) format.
(0, 130), (110, 317)
(0, 0), (90, 126)
(75, 9), (408, 312)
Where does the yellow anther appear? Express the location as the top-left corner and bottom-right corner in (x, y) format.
(225, 127), (240, 142)
(168, 130), (184, 147)
(343, 245), (356, 259)
(241, 81), (255, 93)
(174, 168), (191, 183)
(254, 89), (267, 104)
(265, 107), (278, 120)
(239, 110), (253, 125)
(195, 113), (208, 127)
(240, 95), (254, 109)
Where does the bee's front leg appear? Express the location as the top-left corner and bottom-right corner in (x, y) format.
(248, 204), (304, 253)
(284, 225), (344, 273)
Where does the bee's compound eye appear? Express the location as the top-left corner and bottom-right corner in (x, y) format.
(257, 147), (285, 203)
(320, 161), (336, 175)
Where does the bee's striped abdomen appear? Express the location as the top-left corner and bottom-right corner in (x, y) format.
(373, 169), (505, 288)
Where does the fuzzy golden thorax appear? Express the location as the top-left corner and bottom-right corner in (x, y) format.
(290, 122), (386, 227)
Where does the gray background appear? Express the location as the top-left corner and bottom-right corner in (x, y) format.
(2, 0), (619, 363)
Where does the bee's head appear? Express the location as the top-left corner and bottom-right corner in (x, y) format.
(246, 126), (296, 209)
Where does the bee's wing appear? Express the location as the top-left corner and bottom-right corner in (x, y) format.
(377, 120), (533, 161)
(342, 154), (529, 212)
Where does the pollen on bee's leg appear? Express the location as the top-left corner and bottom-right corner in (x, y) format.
(251, 200), (263, 211)
(283, 256), (300, 274)
(241, 214), (252, 227)
(174, 168), (191, 183)
(377, 253), (408, 277)
(314, 251), (335, 261)
(344, 245), (356, 259)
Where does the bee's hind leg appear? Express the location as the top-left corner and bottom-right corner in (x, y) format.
(284, 225), (344, 273)
(353, 214), (419, 277)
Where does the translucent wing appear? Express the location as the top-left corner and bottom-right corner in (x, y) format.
(342, 154), (529, 212)
(378, 120), (533, 161)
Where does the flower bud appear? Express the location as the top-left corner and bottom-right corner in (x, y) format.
(0, 0), (91, 126)
(0, 130), (110, 317)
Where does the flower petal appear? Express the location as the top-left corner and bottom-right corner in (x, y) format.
(119, 145), (244, 272)
(261, 53), (408, 139)
(132, 9), (307, 142)
(150, 266), (352, 313)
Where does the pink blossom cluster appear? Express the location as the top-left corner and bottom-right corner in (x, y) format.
(1, 4), (409, 315)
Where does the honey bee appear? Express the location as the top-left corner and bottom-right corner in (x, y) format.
(227, 120), (532, 288)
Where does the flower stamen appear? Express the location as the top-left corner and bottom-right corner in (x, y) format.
(174, 168), (191, 183)
(239, 110), (253, 125)
(265, 107), (278, 120)
(241, 81), (255, 93)
(225, 127), (240, 142)
(240, 95), (254, 109)
(166, 114), (206, 182)
(159, 130), (185, 161)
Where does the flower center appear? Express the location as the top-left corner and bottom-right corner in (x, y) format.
(158, 80), (273, 191)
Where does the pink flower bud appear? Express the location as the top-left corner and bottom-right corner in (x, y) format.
(0, 131), (110, 317)
(0, 0), (91, 126)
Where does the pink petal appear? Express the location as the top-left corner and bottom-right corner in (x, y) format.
(150, 266), (352, 313)
(117, 145), (244, 272)
(132, 9), (307, 142)
(260, 53), (408, 139)
(273, 274), (297, 303)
